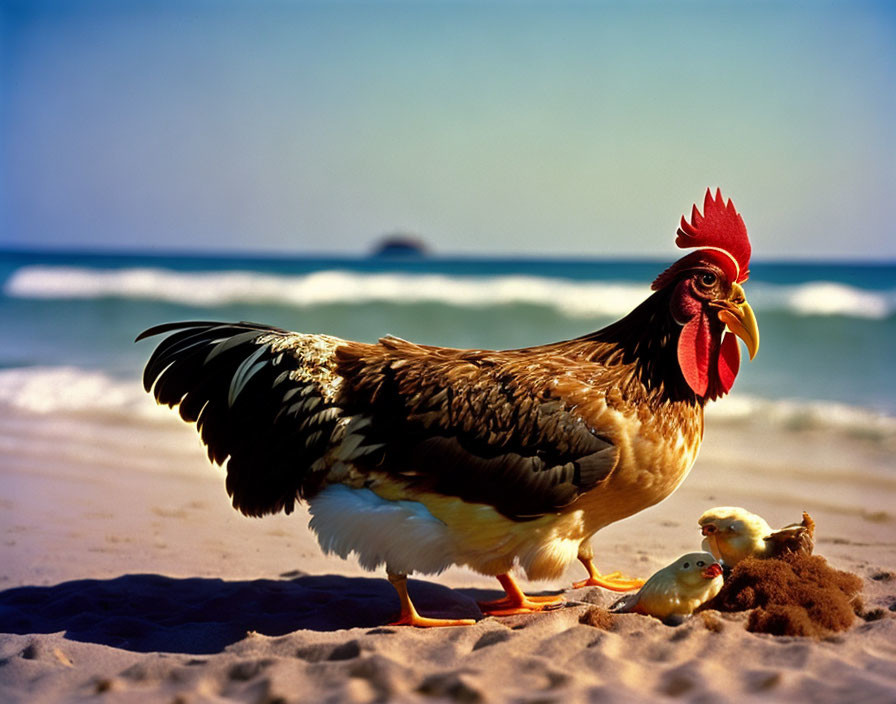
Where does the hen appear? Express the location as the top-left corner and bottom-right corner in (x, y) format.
(138, 188), (759, 627)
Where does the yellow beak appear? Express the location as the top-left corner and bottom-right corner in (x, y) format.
(713, 284), (760, 360)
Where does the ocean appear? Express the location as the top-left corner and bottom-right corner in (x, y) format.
(0, 248), (894, 442)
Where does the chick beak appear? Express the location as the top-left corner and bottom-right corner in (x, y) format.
(701, 524), (716, 537)
(702, 563), (723, 579)
(712, 283), (760, 360)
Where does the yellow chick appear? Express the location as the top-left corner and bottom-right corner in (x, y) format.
(698, 506), (815, 567)
(698, 506), (771, 568)
(699, 507), (815, 568)
(612, 552), (724, 623)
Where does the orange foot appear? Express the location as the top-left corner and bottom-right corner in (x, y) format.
(386, 572), (476, 628)
(388, 613), (477, 628)
(478, 573), (565, 616)
(478, 593), (564, 616)
(573, 559), (644, 592)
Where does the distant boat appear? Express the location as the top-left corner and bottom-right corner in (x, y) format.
(370, 234), (429, 258)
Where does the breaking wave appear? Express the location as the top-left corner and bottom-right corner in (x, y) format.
(1, 366), (893, 442)
(0, 366), (172, 422)
(705, 394), (896, 441)
(748, 282), (895, 320)
(3, 266), (649, 318)
(4, 265), (895, 320)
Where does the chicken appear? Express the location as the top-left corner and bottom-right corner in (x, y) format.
(138, 188), (759, 627)
(699, 507), (815, 568)
(611, 552), (724, 623)
(763, 512), (815, 558)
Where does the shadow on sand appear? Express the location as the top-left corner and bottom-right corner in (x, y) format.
(0, 573), (505, 654)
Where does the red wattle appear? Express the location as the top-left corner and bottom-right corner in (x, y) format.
(717, 332), (741, 394)
(677, 312), (712, 397)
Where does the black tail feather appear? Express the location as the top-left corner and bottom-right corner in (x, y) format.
(138, 321), (338, 516)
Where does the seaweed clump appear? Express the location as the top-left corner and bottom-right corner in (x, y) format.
(579, 607), (615, 630)
(697, 553), (863, 637)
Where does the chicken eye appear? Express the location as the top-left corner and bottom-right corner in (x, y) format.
(697, 561), (705, 567)
(700, 272), (717, 287)
(682, 562), (690, 569)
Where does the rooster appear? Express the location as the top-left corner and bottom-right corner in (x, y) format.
(138, 188), (759, 627)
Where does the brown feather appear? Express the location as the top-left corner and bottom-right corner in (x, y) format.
(138, 273), (705, 524)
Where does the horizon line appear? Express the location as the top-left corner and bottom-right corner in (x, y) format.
(1, 243), (895, 268)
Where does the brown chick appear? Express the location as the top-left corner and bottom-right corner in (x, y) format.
(763, 512), (815, 559)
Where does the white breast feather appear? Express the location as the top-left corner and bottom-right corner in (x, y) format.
(307, 485), (456, 576)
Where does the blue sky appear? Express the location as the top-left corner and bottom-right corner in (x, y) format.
(1, 1), (894, 259)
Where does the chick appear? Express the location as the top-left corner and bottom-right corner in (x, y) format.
(699, 507), (815, 568)
(698, 506), (771, 568)
(762, 512), (815, 559)
(612, 552), (723, 623)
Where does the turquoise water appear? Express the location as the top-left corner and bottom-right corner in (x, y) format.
(0, 248), (893, 418)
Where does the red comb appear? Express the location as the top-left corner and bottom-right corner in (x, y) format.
(676, 188), (751, 283)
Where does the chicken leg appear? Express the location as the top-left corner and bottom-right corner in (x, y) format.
(478, 573), (565, 616)
(572, 555), (645, 591)
(386, 573), (476, 627)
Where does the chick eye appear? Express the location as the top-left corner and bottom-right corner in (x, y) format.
(697, 561), (705, 567)
(700, 272), (717, 287)
(683, 562), (690, 569)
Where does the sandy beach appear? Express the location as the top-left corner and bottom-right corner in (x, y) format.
(1, 401), (895, 703)
(4, 0), (896, 699)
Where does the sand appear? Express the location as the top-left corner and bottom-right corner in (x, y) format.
(1, 404), (895, 703)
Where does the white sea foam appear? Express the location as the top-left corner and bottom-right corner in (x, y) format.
(2, 266), (652, 318)
(751, 281), (895, 319)
(705, 393), (896, 440)
(1, 366), (893, 442)
(0, 366), (175, 422)
(8, 265), (894, 320)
